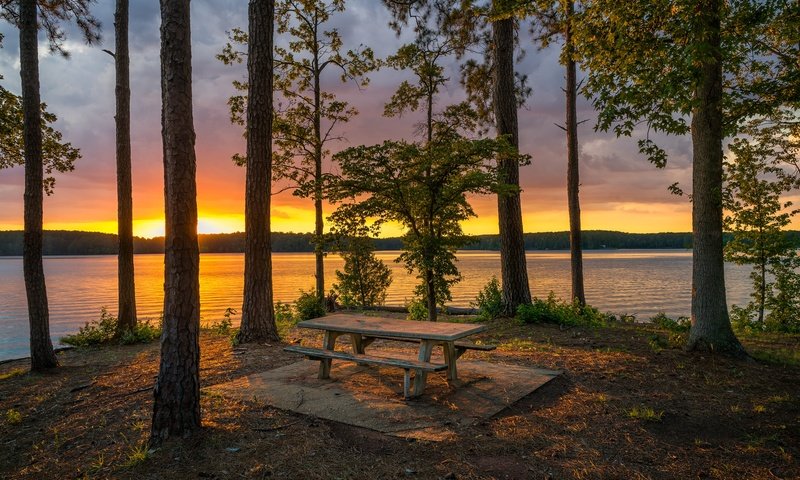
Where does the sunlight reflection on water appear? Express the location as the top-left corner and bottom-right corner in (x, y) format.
(0, 250), (752, 360)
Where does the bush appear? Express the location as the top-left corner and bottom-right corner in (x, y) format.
(650, 312), (691, 333)
(209, 308), (236, 336)
(62, 307), (161, 347)
(406, 298), (428, 321)
(516, 293), (610, 327)
(294, 289), (326, 321)
(473, 276), (504, 320)
(333, 242), (392, 308)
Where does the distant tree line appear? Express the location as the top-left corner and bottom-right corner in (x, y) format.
(3, 229), (799, 256)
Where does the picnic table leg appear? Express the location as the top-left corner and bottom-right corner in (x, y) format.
(318, 331), (339, 379)
(350, 333), (365, 354)
(443, 341), (458, 382)
(411, 339), (435, 398)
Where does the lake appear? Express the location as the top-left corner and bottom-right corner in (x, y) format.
(0, 250), (754, 361)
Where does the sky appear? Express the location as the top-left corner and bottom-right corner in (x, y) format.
(0, 0), (763, 238)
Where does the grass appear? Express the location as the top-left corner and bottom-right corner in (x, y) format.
(627, 406), (664, 422)
(122, 443), (151, 469)
(5, 408), (22, 425)
(748, 347), (800, 367)
(0, 369), (25, 382)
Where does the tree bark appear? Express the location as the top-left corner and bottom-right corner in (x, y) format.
(114, 0), (137, 335)
(239, 0), (280, 344)
(425, 267), (437, 322)
(565, 0), (585, 306)
(492, 10), (531, 315)
(312, 23), (325, 303)
(685, 0), (746, 357)
(20, 0), (58, 371)
(151, 0), (202, 444)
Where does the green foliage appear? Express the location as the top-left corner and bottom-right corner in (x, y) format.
(0, 84), (80, 194)
(725, 137), (800, 334)
(217, 0), (378, 200)
(61, 308), (160, 347)
(627, 406), (664, 422)
(121, 443), (151, 469)
(516, 292), (609, 327)
(209, 307), (236, 336)
(294, 289), (326, 321)
(331, 214), (392, 308)
(575, 0), (790, 166)
(650, 312), (691, 333)
(473, 276), (504, 320)
(406, 298), (429, 321)
(119, 321), (160, 346)
(331, 135), (522, 321)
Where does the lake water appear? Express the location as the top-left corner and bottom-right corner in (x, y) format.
(0, 250), (754, 361)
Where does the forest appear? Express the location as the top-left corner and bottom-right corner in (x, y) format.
(2, 229), (800, 255)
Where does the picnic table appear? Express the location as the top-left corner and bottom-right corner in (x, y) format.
(284, 313), (495, 399)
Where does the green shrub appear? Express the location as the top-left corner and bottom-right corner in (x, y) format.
(209, 307), (236, 335)
(275, 302), (294, 323)
(333, 241), (392, 308)
(406, 298), (429, 321)
(61, 307), (161, 347)
(294, 289), (326, 321)
(120, 320), (161, 345)
(516, 292), (609, 327)
(275, 302), (298, 338)
(650, 312), (691, 332)
(472, 276), (504, 320)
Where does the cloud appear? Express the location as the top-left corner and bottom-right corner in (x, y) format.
(0, 0), (717, 235)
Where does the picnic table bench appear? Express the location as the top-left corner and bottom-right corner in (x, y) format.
(284, 313), (496, 399)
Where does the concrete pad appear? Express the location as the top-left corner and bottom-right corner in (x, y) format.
(208, 352), (559, 441)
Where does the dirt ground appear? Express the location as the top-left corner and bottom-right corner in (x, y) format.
(1, 315), (798, 480)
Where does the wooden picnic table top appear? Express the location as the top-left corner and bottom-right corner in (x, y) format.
(296, 313), (487, 342)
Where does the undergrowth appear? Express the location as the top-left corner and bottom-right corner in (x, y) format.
(61, 308), (161, 347)
(516, 293), (612, 327)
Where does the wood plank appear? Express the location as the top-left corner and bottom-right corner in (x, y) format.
(297, 313), (487, 342)
(284, 345), (447, 372)
(318, 331), (340, 379)
(412, 340), (436, 397)
(361, 335), (497, 351)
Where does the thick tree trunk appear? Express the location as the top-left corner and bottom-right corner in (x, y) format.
(685, 0), (746, 357)
(19, 0), (58, 371)
(114, 0), (137, 335)
(492, 11), (531, 315)
(151, 0), (202, 444)
(239, 0), (279, 343)
(565, 0), (585, 306)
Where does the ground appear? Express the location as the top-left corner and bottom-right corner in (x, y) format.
(0, 315), (798, 480)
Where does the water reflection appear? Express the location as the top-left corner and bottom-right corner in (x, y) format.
(0, 250), (753, 360)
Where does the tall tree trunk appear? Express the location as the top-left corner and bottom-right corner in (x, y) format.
(313, 54), (325, 303)
(151, 0), (202, 444)
(492, 9), (531, 315)
(20, 0), (58, 371)
(239, 0), (279, 343)
(685, 0), (746, 357)
(565, 0), (585, 306)
(114, 0), (137, 335)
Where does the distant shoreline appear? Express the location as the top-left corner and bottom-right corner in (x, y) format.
(1, 229), (797, 256)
